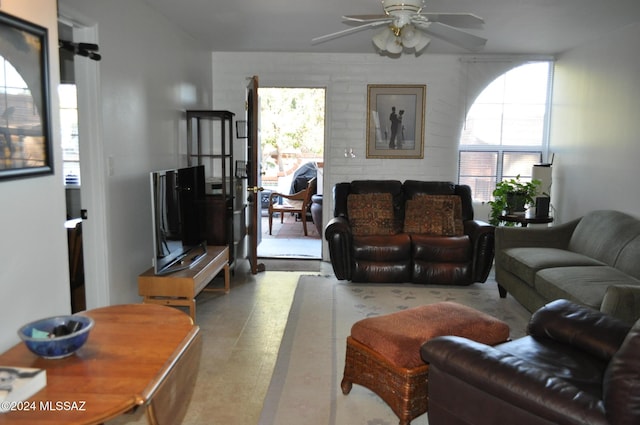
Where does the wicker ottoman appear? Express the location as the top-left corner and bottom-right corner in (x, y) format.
(340, 301), (510, 425)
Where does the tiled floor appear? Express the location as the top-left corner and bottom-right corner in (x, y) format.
(108, 259), (333, 425)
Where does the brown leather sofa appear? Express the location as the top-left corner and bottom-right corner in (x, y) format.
(421, 299), (640, 425)
(324, 180), (495, 285)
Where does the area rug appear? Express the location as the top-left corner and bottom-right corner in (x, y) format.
(258, 274), (531, 425)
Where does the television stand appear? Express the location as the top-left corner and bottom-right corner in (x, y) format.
(138, 245), (229, 321)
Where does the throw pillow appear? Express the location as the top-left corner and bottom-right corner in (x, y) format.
(404, 194), (464, 236)
(347, 193), (397, 236)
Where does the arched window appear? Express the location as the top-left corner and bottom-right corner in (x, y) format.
(458, 62), (552, 202)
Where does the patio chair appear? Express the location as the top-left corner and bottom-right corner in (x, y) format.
(268, 177), (317, 236)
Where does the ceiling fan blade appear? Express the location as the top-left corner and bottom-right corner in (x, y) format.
(343, 14), (390, 23)
(416, 13), (484, 29)
(311, 20), (391, 45)
(416, 21), (487, 51)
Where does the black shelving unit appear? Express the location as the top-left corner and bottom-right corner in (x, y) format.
(186, 110), (246, 267)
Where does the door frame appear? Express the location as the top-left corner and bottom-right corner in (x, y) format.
(255, 85), (326, 259)
(59, 8), (110, 308)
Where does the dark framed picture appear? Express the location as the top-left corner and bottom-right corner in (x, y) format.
(0, 11), (52, 180)
(366, 84), (426, 159)
(235, 120), (247, 139)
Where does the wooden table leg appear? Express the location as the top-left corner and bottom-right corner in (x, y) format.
(223, 263), (230, 293)
(189, 299), (196, 321)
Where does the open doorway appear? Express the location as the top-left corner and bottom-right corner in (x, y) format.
(59, 21), (86, 313)
(257, 87), (325, 259)
(57, 13), (109, 312)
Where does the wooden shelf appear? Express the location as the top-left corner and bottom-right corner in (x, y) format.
(138, 245), (229, 321)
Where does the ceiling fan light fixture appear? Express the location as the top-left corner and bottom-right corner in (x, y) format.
(413, 33), (431, 53)
(316, 0), (485, 55)
(372, 27), (393, 50)
(386, 36), (403, 54)
(400, 24), (419, 47)
(401, 25), (431, 52)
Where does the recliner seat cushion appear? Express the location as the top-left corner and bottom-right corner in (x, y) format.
(412, 234), (471, 262)
(353, 234), (411, 261)
(352, 233), (412, 282)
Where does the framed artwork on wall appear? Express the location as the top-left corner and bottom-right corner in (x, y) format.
(366, 84), (426, 159)
(0, 11), (53, 180)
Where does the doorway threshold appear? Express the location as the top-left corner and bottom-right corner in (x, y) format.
(257, 237), (321, 259)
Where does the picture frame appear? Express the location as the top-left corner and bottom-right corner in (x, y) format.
(0, 11), (53, 180)
(366, 84), (426, 159)
(235, 120), (247, 139)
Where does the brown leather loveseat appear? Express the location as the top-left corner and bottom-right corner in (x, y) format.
(421, 299), (640, 425)
(324, 180), (494, 285)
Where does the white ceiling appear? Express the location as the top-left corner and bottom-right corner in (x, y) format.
(143, 0), (640, 56)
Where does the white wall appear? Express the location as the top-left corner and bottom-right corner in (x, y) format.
(213, 36), (640, 233)
(211, 52), (491, 248)
(57, 0), (214, 306)
(0, 0), (214, 350)
(0, 0), (211, 350)
(211, 53), (535, 242)
(550, 22), (640, 222)
(0, 0), (67, 352)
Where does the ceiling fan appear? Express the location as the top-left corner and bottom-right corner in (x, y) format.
(312, 0), (487, 55)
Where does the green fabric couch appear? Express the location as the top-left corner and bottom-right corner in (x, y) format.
(495, 209), (640, 324)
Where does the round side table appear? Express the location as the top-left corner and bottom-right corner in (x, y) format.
(499, 214), (553, 227)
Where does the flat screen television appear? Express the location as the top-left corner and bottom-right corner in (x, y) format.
(150, 165), (208, 275)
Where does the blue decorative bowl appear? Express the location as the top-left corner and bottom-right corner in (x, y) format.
(18, 315), (94, 359)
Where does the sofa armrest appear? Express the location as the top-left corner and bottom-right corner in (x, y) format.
(464, 219), (495, 282)
(528, 299), (631, 360)
(495, 217), (581, 252)
(324, 216), (353, 280)
(421, 336), (608, 425)
(600, 285), (640, 325)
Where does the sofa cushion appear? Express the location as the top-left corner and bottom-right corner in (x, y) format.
(347, 193), (398, 236)
(500, 247), (604, 287)
(403, 180), (475, 221)
(568, 210), (640, 267)
(613, 234), (640, 280)
(336, 180), (404, 222)
(535, 266), (640, 310)
(403, 194), (463, 236)
(412, 234), (471, 262)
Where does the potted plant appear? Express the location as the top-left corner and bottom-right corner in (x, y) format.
(488, 175), (541, 226)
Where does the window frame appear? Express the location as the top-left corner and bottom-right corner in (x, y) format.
(457, 61), (554, 203)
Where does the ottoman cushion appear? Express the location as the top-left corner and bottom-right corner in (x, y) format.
(350, 301), (510, 368)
